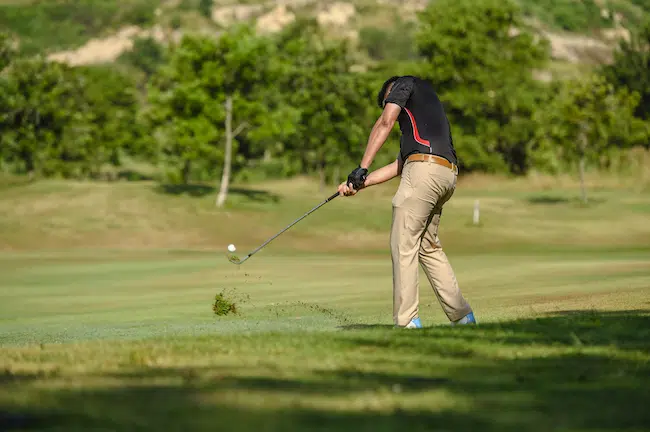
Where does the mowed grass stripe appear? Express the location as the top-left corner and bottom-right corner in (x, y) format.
(1, 250), (649, 346)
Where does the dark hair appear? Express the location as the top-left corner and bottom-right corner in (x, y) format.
(377, 76), (401, 108)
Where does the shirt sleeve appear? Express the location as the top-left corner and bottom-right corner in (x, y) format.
(384, 76), (414, 108)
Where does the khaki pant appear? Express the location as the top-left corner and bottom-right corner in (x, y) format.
(390, 159), (472, 326)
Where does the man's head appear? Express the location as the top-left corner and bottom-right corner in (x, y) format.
(377, 76), (401, 108)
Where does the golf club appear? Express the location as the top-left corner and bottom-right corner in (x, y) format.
(226, 190), (340, 265)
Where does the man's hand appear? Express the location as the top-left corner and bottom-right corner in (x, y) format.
(346, 166), (368, 190)
(338, 159), (401, 198)
(338, 181), (358, 197)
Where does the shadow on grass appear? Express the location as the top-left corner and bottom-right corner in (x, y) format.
(155, 183), (280, 202)
(0, 370), (52, 385)
(337, 324), (394, 330)
(0, 410), (54, 431)
(477, 309), (650, 351)
(527, 194), (571, 204)
(115, 169), (155, 182)
(1, 310), (649, 431)
(526, 194), (607, 206)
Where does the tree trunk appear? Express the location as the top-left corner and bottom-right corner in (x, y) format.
(182, 159), (191, 184)
(578, 155), (587, 204)
(216, 96), (233, 208)
(319, 160), (325, 192)
(578, 127), (588, 204)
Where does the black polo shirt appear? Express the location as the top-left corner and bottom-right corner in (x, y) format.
(384, 76), (458, 165)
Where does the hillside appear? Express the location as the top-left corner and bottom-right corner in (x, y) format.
(1, 0), (649, 72)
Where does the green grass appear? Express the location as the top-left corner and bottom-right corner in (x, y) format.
(1, 248), (648, 345)
(0, 250), (649, 430)
(1, 175), (650, 430)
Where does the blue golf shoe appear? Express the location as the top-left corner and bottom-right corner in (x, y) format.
(404, 317), (422, 329)
(451, 312), (477, 326)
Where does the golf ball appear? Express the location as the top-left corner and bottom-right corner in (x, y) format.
(228, 244), (236, 252)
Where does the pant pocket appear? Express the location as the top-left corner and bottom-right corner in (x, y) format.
(392, 182), (413, 208)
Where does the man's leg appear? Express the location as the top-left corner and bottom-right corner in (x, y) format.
(390, 162), (443, 327)
(418, 188), (475, 324)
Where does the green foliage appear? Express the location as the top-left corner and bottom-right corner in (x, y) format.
(0, 0), (156, 55)
(531, 74), (649, 175)
(2, 0), (647, 186)
(358, 19), (419, 62)
(146, 26), (289, 184)
(517, 0), (610, 32)
(416, 0), (551, 174)
(601, 20), (650, 121)
(272, 20), (381, 184)
(1, 57), (83, 176)
(516, 0), (650, 32)
(629, 0), (650, 11)
(118, 36), (166, 77)
(71, 65), (151, 173)
(0, 54), (146, 178)
(0, 31), (18, 71)
(199, 0), (213, 18)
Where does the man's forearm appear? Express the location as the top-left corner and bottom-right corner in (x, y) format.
(360, 121), (393, 169)
(363, 159), (399, 188)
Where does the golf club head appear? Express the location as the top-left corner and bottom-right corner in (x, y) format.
(226, 253), (249, 265)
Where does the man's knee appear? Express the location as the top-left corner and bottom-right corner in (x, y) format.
(419, 233), (443, 254)
(419, 244), (442, 259)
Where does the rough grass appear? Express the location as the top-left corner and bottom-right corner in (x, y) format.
(1, 173), (649, 430)
(1, 310), (649, 431)
(0, 169), (649, 253)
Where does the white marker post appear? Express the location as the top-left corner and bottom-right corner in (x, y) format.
(473, 199), (480, 226)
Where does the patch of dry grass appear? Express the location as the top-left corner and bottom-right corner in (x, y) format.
(0, 167), (648, 253)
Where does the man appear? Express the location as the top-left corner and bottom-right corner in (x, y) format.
(338, 75), (477, 328)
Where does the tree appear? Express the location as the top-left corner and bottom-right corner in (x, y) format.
(0, 56), (81, 178)
(0, 31), (17, 71)
(68, 65), (148, 178)
(601, 19), (650, 123)
(415, 0), (551, 174)
(531, 75), (649, 203)
(208, 25), (287, 207)
(1, 58), (144, 179)
(147, 26), (295, 200)
(118, 36), (166, 79)
(273, 19), (381, 190)
(147, 48), (223, 185)
(199, 0), (212, 19)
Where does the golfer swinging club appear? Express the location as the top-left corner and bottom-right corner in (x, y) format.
(338, 75), (477, 328)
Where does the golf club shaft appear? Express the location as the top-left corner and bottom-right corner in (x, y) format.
(243, 191), (339, 260)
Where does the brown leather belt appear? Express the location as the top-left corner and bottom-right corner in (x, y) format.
(406, 153), (459, 175)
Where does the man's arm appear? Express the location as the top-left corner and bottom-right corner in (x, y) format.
(359, 103), (401, 169)
(345, 76), (413, 190)
(338, 158), (402, 196)
(364, 158), (400, 187)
